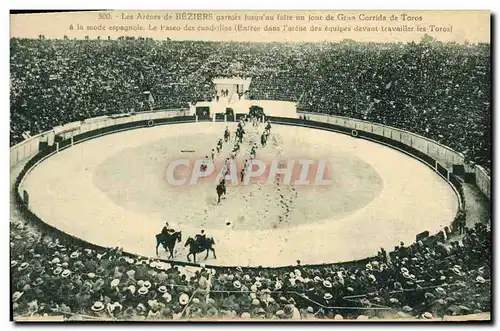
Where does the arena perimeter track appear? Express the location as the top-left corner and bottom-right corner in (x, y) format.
(19, 122), (458, 268)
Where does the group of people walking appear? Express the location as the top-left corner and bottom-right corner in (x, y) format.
(160, 116), (273, 253)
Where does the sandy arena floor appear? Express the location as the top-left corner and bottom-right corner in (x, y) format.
(20, 122), (458, 267)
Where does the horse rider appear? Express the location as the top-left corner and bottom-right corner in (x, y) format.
(161, 222), (174, 236)
(224, 126), (230, 142)
(195, 229), (207, 249)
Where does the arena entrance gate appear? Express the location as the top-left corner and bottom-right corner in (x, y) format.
(195, 106), (211, 120)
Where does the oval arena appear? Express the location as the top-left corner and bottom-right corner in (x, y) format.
(15, 101), (460, 268)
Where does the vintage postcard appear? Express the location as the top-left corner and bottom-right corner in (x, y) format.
(9, 10), (491, 322)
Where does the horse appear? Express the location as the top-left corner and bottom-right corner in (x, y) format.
(184, 237), (216, 263)
(216, 181), (226, 204)
(155, 231), (182, 258)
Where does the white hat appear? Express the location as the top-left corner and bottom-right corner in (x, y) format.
(323, 280), (332, 288)
(179, 293), (189, 305)
(241, 312), (251, 319)
(323, 293), (332, 300)
(91, 301), (105, 312)
(476, 276), (486, 284)
(18, 262), (30, 271)
(233, 280), (241, 289)
(12, 291), (24, 302)
(110, 279), (120, 287)
(158, 285), (167, 293)
(138, 286), (148, 295)
(422, 312), (433, 319)
(435, 287), (446, 295)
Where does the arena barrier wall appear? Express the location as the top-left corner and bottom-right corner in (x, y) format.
(267, 115), (465, 212)
(9, 109), (189, 169)
(11, 108), (485, 270)
(298, 112), (490, 200)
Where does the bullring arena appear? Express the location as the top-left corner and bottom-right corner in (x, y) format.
(18, 100), (458, 267)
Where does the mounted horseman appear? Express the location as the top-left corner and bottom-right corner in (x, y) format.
(155, 222), (182, 258)
(216, 178), (226, 204)
(184, 229), (217, 263)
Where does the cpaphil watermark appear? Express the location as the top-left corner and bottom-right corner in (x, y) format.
(164, 155), (333, 188)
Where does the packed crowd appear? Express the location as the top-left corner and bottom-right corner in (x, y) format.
(11, 212), (490, 320)
(292, 42), (491, 170)
(10, 37), (491, 320)
(10, 38), (490, 171)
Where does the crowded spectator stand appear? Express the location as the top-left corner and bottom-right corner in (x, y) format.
(10, 37), (491, 320)
(10, 214), (491, 320)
